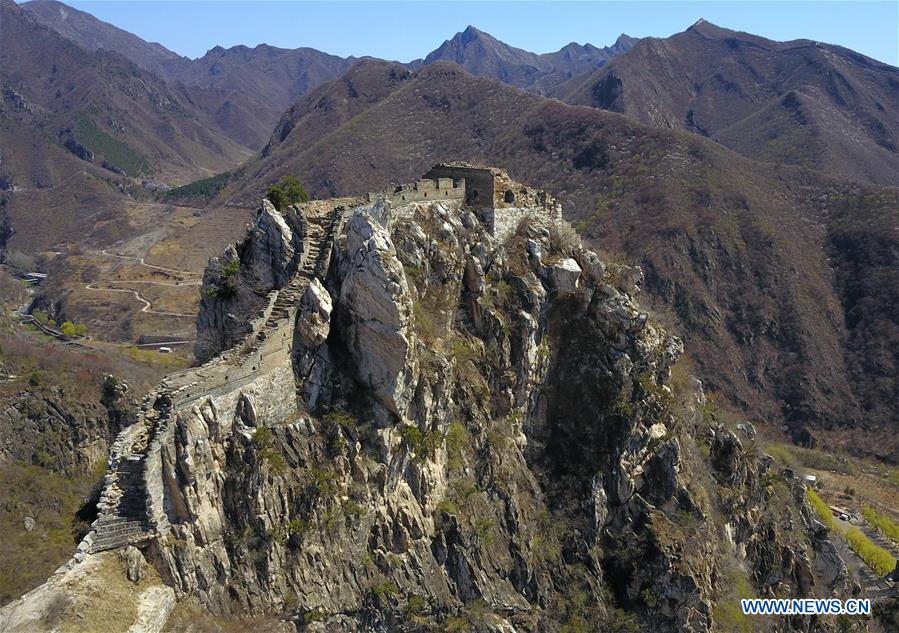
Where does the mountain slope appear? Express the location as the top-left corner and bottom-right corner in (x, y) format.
(20, 0), (359, 149)
(20, 0), (190, 78)
(558, 19), (899, 186)
(0, 0), (252, 252)
(227, 61), (898, 458)
(419, 25), (636, 94)
(170, 44), (359, 148)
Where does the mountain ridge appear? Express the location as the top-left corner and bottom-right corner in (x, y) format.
(556, 18), (899, 186)
(417, 25), (638, 93)
(20, 0), (191, 78)
(22, 1), (637, 146)
(225, 59), (899, 459)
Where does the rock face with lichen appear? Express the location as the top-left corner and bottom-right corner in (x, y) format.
(0, 171), (856, 633)
(138, 179), (850, 631)
(194, 199), (307, 362)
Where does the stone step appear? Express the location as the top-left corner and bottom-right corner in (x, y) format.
(92, 515), (147, 531)
(90, 530), (151, 553)
(94, 521), (148, 536)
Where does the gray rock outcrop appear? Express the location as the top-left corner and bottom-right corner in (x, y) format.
(2, 173), (856, 633)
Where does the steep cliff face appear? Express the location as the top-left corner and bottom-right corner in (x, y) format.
(143, 191), (847, 631)
(0, 376), (127, 475)
(1, 177), (860, 632)
(194, 200), (307, 363)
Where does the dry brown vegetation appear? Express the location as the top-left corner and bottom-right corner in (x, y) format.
(0, 462), (100, 604)
(224, 60), (899, 456)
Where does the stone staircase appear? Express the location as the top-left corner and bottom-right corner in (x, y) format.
(84, 206), (346, 555)
(89, 406), (159, 553)
(241, 210), (341, 358)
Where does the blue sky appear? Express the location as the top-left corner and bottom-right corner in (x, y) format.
(52, 1), (899, 65)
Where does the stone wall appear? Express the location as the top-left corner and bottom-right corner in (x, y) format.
(367, 176), (465, 207)
(490, 204), (564, 243)
(424, 164), (495, 209)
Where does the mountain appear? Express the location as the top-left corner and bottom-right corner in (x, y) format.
(20, 0), (190, 78)
(22, 2), (636, 148)
(170, 44), (358, 147)
(227, 60), (899, 459)
(20, 0), (359, 149)
(419, 25), (637, 93)
(0, 174), (862, 630)
(557, 19), (899, 186)
(0, 0), (252, 252)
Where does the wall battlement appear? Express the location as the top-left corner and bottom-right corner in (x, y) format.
(366, 176), (465, 206)
(367, 164), (561, 242)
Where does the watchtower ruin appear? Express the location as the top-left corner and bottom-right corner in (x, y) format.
(367, 163), (562, 242)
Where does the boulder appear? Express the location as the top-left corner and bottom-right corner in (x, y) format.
(710, 430), (743, 482)
(121, 545), (147, 583)
(547, 257), (581, 297)
(337, 213), (414, 416)
(578, 250), (606, 284)
(463, 254), (485, 294)
(296, 278), (332, 348)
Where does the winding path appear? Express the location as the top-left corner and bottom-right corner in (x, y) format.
(84, 283), (195, 318)
(84, 251), (201, 318)
(99, 249), (202, 277)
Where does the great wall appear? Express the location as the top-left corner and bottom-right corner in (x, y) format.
(5, 163), (896, 633)
(66, 164), (562, 561)
(77, 203), (347, 556)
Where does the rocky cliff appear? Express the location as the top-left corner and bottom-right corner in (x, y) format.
(194, 199), (308, 363)
(0, 172), (861, 632)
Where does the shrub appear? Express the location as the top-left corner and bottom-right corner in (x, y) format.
(548, 220), (581, 257)
(399, 425), (441, 463)
(473, 518), (494, 541)
(266, 176), (309, 211)
(863, 507), (899, 546)
(845, 527), (896, 576)
(59, 321), (87, 338)
(445, 422), (468, 470)
(208, 258), (241, 298)
(370, 581), (398, 604)
(253, 426), (286, 472)
(308, 467), (339, 497)
(405, 594), (428, 616)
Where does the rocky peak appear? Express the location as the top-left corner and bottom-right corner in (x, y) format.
(0, 169), (857, 632)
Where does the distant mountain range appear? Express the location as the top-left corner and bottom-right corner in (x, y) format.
(557, 18), (899, 186)
(20, 0), (637, 148)
(416, 25), (637, 94)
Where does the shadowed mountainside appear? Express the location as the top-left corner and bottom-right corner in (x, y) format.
(226, 60), (899, 458)
(557, 19), (899, 187)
